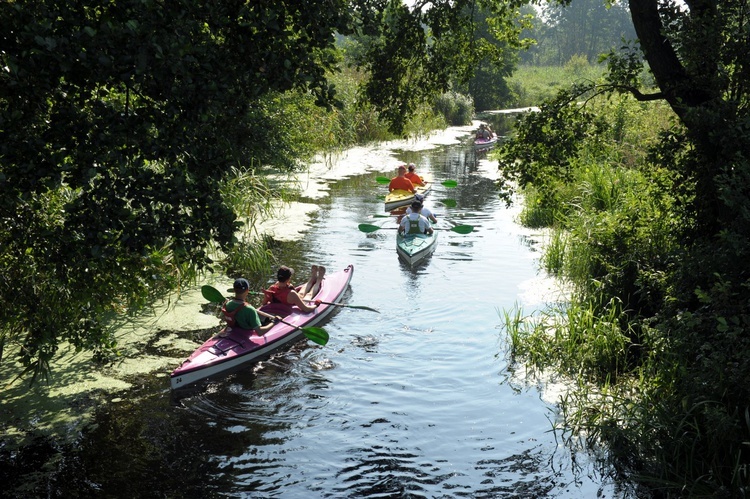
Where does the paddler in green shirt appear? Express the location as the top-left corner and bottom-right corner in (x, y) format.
(219, 278), (276, 337)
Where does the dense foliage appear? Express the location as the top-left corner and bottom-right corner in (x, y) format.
(521, 0), (635, 65)
(348, 0), (528, 131)
(0, 0), (352, 380)
(498, 0), (750, 495)
(460, 5), (521, 110)
(432, 91), (475, 126)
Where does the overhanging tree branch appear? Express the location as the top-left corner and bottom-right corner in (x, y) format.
(628, 0), (714, 121)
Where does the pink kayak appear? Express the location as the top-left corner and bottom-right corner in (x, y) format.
(474, 134), (498, 149)
(171, 264), (354, 390)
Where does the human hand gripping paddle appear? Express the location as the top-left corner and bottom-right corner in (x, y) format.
(200, 285), (329, 346)
(358, 223), (474, 234)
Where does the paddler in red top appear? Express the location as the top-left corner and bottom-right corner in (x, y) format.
(262, 265), (324, 314)
(388, 165), (416, 193)
(404, 163), (424, 186)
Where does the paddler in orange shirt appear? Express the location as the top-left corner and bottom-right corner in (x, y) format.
(388, 165), (416, 193)
(404, 163), (424, 186)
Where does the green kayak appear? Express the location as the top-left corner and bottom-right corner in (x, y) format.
(396, 231), (438, 266)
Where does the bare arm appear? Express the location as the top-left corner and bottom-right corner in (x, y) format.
(287, 290), (317, 313)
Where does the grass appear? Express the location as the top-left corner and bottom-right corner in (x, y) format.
(503, 297), (632, 383)
(497, 86), (750, 495)
(507, 62), (606, 108)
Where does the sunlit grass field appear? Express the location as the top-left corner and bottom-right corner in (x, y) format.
(507, 60), (606, 107)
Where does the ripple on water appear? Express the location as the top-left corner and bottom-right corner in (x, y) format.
(2, 124), (621, 499)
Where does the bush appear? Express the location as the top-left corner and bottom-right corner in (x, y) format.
(500, 89), (750, 494)
(432, 91), (474, 126)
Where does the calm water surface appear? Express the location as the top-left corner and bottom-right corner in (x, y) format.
(6, 128), (627, 498)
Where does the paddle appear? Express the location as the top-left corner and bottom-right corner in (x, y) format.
(200, 285), (329, 346)
(376, 176), (458, 188)
(358, 223), (474, 234)
(304, 299), (380, 313)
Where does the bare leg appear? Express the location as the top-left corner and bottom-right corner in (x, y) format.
(305, 266), (326, 299)
(301, 264), (319, 296)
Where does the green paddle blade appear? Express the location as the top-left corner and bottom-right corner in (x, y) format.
(302, 327), (329, 346)
(441, 180), (458, 188)
(201, 285), (226, 303)
(203, 284), (329, 345)
(441, 198), (457, 208)
(358, 223), (382, 233)
(450, 224), (474, 234)
(360, 223), (473, 234)
(375, 176), (390, 184)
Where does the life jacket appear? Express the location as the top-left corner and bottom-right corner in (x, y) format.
(264, 283), (294, 304)
(263, 284), (294, 314)
(408, 215), (423, 234)
(221, 299), (246, 327)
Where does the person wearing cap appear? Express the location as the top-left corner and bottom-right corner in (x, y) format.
(404, 163), (424, 186)
(405, 194), (437, 223)
(388, 165), (416, 193)
(399, 200), (434, 235)
(219, 278), (276, 336)
(261, 265), (324, 314)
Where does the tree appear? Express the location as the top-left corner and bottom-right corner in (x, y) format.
(497, 0), (750, 493)
(536, 0), (635, 64)
(464, 5), (520, 111)
(0, 0), (351, 381)
(348, 0), (530, 132)
(604, 0), (750, 234)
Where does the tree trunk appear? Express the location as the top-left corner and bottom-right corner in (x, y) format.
(627, 0), (715, 125)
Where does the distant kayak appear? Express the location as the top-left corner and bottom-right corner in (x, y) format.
(474, 134), (498, 149)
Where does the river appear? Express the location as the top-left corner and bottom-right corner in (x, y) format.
(0, 123), (628, 497)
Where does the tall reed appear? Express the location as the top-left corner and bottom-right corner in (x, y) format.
(496, 91), (750, 494)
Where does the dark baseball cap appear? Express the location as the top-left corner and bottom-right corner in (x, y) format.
(228, 278), (250, 293)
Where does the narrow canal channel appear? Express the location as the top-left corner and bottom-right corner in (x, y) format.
(1, 123), (627, 498)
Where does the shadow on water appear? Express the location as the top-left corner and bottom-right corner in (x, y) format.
(1, 374), (232, 498)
